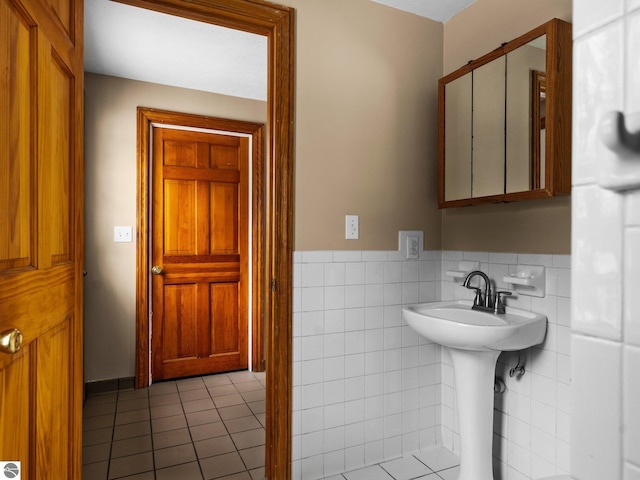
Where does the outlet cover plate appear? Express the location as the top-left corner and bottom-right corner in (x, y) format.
(399, 230), (424, 260)
(114, 226), (133, 243)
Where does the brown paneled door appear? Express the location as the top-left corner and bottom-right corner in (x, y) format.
(0, 0), (83, 476)
(151, 127), (249, 380)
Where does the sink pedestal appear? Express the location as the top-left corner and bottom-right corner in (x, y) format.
(448, 347), (500, 480)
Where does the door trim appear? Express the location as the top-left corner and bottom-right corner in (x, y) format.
(138, 109), (264, 382)
(124, 1), (294, 477)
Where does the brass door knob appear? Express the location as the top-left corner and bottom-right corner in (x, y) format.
(0, 328), (23, 354)
(151, 265), (163, 275)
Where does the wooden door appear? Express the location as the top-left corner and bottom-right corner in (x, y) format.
(0, 0), (83, 477)
(151, 127), (249, 381)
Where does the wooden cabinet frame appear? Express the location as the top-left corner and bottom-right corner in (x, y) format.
(438, 18), (572, 208)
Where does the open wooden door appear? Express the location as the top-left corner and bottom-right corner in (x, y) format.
(0, 0), (83, 477)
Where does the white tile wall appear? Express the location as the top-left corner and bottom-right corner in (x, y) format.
(292, 250), (441, 480)
(294, 249), (572, 480)
(439, 252), (572, 479)
(572, 2), (640, 480)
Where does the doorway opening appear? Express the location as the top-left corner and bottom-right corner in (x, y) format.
(119, 1), (295, 477)
(135, 107), (265, 382)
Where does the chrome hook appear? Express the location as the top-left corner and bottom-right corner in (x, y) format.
(599, 110), (640, 157)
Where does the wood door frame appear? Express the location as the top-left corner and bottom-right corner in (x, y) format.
(139, 108), (264, 382)
(125, 1), (294, 477)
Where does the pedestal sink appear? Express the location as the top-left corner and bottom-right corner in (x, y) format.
(402, 300), (546, 480)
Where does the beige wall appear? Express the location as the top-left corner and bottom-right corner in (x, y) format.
(286, 0), (444, 251)
(442, 0), (572, 254)
(84, 73), (266, 382)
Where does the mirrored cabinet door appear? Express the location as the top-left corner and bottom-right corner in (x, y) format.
(438, 19), (571, 209)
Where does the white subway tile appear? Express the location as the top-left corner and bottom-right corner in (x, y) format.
(324, 356), (345, 382)
(345, 401), (365, 427)
(366, 284), (386, 308)
(344, 444), (365, 471)
(362, 251), (388, 262)
(324, 403), (345, 430)
(301, 311), (324, 337)
(301, 406), (324, 434)
(345, 376), (364, 402)
(625, 462), (640, 480)
(625, 228), (640, 347)
(572, 186), (623, 340)
(344, 332), (365, 355)
(365, 329), (384, 352)
(364, 306), (384, 330)
(301, 359), (324, 385)
(627, 191), (640, 226)
(334, 251), (362, 262)
(301, 287), (324, 312)
(383, 371), (402, 394)
(364, 351), (384, 375)
(302, 251), (334, 263)
(345, 285), (365, 308)
(365, 262), (385, 284)
(572, 334), (622, 480)
(345, 353), (365, 378)
(625, 345), (640, 465)
(419, 260), (437, 281)
(324, 309), (345, 334)
(383, 349), (402, 373)
(573, 24), (624, 184)
(381, 283), (400, 306)
(325, 263), (346, 286)
(324, 379), (345, 405)
(402, 282), (420, 304)
(325, 286), (345, 310)
(442, 250), (464, 261)
(324, 450), (345, 477)
(346, 262), (366, 285)
(301, 430), (324, 458)
(301, 383), (325, 409)
(345, 308), (365, 332)
(628, 11), (640, 112)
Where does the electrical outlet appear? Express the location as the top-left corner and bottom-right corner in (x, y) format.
(407, 236), (419, 259)
(345, 215), (359, 240)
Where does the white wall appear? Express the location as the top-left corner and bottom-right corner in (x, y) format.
(571, 0), (640, 479)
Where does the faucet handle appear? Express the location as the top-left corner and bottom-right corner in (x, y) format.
(465, 286), (483, 307)
(494, 291), (512, 314)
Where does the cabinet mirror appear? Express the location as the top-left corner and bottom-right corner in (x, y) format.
(438, 19), (572, 208)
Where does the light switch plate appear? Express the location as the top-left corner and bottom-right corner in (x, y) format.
(114, 226), (133, 243)
(345, 215), (359, 240)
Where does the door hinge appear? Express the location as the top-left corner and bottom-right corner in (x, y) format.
(271, 278), (277, 291)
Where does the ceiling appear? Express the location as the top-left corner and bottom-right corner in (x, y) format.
(85, 0), (475, 101)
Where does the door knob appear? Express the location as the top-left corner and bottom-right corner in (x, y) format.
(0, 328), (23, 354)
(151, 265), (163, 275)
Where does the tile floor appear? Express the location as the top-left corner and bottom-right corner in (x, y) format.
(82, 371), (267, 480)
(83, 370), (460, 480)
(321, 447), (460, 480)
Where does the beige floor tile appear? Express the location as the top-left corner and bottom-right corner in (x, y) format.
(230, 428), (265, 450)
(183, 398), (215, 413)
(82, 460), (108, 480)
(213, 394), (245, 409)
(82, 443), (111, 465)
(199, 451), (246, 479)
(151, 403), (184, 419)
(195, 435), (237, 459)
(218, 404), (252, 421)
(117, 397), (150, 413)
(239, 445), (265, 470)
(153, 427), (192, 449)
(223, 415), (262, 434)
(154, 443), (197, 469)
(115, 408), (150, 426)
(83, 427), (113, 447)
(152, 414), (188, 433)
(179, 388), (211, 402)
(111, 435), (152, 459)
(190, 421), (228, 442)
(149, 392), (181, 407)
(108, 451), (153, 479)
(186, 409), (222, 427)
(149, 382), (178, 396)
(234, 381), (263, 393)
(156, 461), (204, 480)
(83, 414), (115, 431)
(113, 420), (151, 441)
(209, 384), (239, 397)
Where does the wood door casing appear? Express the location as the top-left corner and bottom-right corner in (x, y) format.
(126, 1), (294, 476)
(0, 0), (83, 477)
(152, 127), (250, 380)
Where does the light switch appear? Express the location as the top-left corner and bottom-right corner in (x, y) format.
(114, 226), (133, 243)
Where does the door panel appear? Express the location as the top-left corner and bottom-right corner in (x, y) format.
(152, 127), (249, 381)
(0, 0), (83, 478)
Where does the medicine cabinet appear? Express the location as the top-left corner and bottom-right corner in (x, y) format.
(438, 19), (572, 208)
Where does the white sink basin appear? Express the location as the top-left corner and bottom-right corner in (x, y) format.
(402, 300), (547, 352)
(403, 299), (547, 480)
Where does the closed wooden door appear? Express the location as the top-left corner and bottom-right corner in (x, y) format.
(151, 127), (249, 381)
(0, 0), (83, 477)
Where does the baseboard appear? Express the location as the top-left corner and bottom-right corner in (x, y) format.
(85, 376), (135, 396)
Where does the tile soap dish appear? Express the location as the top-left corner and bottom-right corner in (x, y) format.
(446, 261), (480, 282)
(503, 265), (545, 297)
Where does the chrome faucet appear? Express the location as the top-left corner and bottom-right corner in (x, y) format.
(462, 270), (512, 314)
(462, 270), (492, 311)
